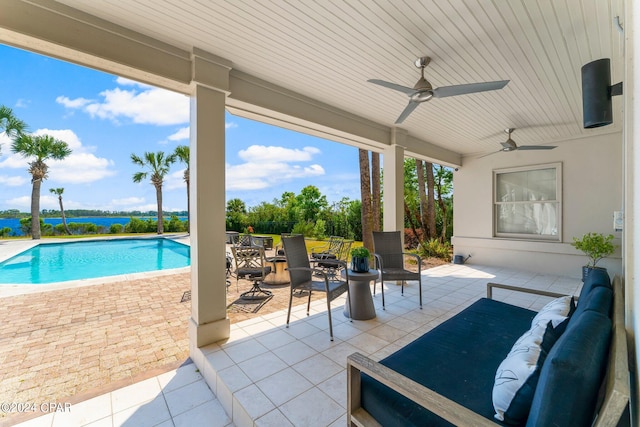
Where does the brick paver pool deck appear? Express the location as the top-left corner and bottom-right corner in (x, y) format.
(0, 266), (320, 426)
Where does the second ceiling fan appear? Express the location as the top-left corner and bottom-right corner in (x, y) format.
(368, 56), (509, 124)
(480, 128), (557, 157)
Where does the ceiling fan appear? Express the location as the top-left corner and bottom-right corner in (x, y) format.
(368, 56), (509, 124)
(480, 128), (557, 157)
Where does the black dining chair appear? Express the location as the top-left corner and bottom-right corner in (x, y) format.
(282, 234), (352, 341)
(372, 231), (423, 309)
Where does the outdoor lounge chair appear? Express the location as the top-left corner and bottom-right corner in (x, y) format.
(373, 231), (423, 309)
(282, 234), (352, 341)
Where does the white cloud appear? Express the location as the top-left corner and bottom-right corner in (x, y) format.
(57, 79), (189, 126)
(0, 128), (116, 184)
(0, 175), (26, 186)
(49, 153), (116, 184)
(56, 96), (92, 109)
(111, 197), (146, 206)
(165, 169), (186, 191)
(168, 127), (190, 141)
(226, 145), (325, 191)
(4, 196), (31, 209)
(226, 122), (238, 129)
(238, 145), (320, 162)
(15, 99), (29, 108)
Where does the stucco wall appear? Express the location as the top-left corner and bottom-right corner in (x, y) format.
(452, 132), (623, 278)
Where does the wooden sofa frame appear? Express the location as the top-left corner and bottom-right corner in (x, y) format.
(347, 276), (629, 427)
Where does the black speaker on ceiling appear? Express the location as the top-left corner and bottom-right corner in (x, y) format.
(581, 58), (623, 129)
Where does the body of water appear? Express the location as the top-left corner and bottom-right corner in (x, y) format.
(0, 217), (184, 236)
(0, 238), (191, 284)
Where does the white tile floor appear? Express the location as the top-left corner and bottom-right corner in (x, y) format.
(12, 263), (581, 427)
(11, 362), (232, 427)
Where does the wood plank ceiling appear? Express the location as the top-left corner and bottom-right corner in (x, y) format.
(56, 0), (625, 158)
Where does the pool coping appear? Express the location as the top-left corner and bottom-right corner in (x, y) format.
(0, 234), (191, 297)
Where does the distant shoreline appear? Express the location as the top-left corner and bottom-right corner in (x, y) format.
(0, 216), (187, 237)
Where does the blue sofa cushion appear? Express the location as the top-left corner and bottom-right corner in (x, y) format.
(360, 298), (536, 427)
(572, 285), (612, 321)
(525, 310), (612, 427)
(577, 268), (611, 302)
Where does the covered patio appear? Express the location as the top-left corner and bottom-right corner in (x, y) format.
(1, 0), (638, 426)
(9, 263), (581, 426)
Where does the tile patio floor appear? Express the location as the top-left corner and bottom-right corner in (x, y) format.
(1, 239), (582, 427)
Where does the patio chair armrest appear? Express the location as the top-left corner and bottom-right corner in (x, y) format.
(486, 282), (574, 300)
(347, 352), (497, 427)
(373, 253), (383, 269)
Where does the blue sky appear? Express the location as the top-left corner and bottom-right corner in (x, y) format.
(0, 45), (361, 213)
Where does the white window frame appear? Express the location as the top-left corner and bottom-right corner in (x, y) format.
(493, 162), (562, 241)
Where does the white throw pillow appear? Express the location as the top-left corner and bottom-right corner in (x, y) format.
(493, 322), (548, 423)
(531, 296), (573, 328)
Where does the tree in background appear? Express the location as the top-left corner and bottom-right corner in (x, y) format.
(0, 105), (27, 156)
(12, 134), (72, 239)
(434, 165), (454, 241)
(173, 145), (190, 232)
(226, 198), (248, 231)
(294, 185), (328, 223)
(371, 152), (381, 231)
(131, 151), (176, 234)
(404, 158), (454, 246)
(49, 187), (71, 235)
(415, 159), (428, 238)
(359, 149), (374, 252)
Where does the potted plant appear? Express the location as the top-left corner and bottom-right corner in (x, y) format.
(571, 232), (616, 281)
(351, 246), (371, 272)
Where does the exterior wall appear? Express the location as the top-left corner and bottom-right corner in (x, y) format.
(453, 132), (623, 278)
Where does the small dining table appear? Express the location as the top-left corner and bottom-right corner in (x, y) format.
(341, 269), (379, 320)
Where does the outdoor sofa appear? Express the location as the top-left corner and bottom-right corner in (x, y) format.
(347, 269), (629, 426)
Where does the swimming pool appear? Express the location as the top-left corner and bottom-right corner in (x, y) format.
(0, 238), (190, 284)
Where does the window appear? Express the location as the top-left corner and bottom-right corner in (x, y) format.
(494, 163), (561, 240)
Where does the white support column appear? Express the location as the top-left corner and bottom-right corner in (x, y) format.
(382, 128), (406, 232)
(627, 1), (639, 423)
(188, 84), (230, 347)
(189, 50), (233, 348)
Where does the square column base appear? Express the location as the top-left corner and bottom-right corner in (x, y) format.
(189, 316), (230, 348)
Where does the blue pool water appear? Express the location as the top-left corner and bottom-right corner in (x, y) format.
(0, 238), (191, 284)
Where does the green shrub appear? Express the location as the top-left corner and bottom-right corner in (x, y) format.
(292, 220), (314, 237)
(165, 215), (187, 232)
(418, 238), (452, 261)
(110, 223), (124, 234)
(312, 219), (327, 240)
(125, 217), (156, 233)
(0, 227), (11, 238)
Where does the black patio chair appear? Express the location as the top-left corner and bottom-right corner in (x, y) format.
(282, 234), (352, 341)
(372, 231), (423, 309)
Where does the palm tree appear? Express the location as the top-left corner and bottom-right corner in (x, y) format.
(0, 105), (27, 155)
(50, 187), (71, 235)
(173, 145), (190, 232)
(11, 134), (72, 239)
(358, 148), (373, 252)
(131, 151), (176, 234)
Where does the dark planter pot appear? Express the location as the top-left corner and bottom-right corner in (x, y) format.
(351, 257), (369, 272)
(582, 265), (607, 282)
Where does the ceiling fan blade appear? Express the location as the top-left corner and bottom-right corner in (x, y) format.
(368, 79), (416, 95)
(517, 145), (557, 150)
(478, 150), (502, 159)
(432, 80), (509, 98)
(395, 101), (420, 124)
